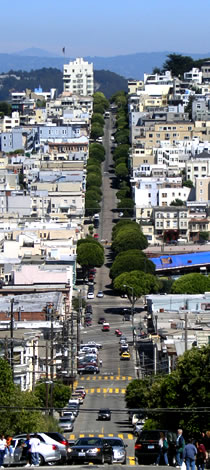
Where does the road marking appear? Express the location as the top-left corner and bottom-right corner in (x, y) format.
(90, 388), (95, 393)
(89, 434), (94, 437)
(122, 376), (126, 380)
(98, 434), (104, 437)
(109, 388), (113, 393)
(97, 387), (101, 393)
(103, 388), (107, 393)
(104, 376), (108, 380)
(118, 433), (124, 439)
(128, 433), (133, 440)
(129, 456), (136, 465)
(69, 434), (75, 440)
(110, 375), (114, 379)
(115, 388), (119, 393)
(79, 434), (85, 437)
(121, 389), (126, 394)
(82, 388), (126, 394)
(92, 375), (96, 380)
(68, 433), (135, 440)
(108, 433), (113, 437)
(116, 376), (120, 380)
(73, 381), (78, 389)
(128, 376), (132, 380)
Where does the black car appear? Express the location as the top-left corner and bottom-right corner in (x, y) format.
(68, 437), (113, 464)
(98, 408), (111, 421)
(134, 430), (177, 465)
(85, 304), (93, 314)
(98, 317), (106, 324)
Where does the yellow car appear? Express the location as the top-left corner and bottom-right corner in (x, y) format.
(120, 351), (131, 360)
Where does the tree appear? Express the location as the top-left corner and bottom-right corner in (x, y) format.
(86, 173), (102, 188)
(112, 227), (148, 254)
(72, 296), (87, 312)
(86, 190), (101, 202)
(116, 188), (130, 200)
(112, 220), (141, 240)
(89, 142), (105, 156)
(91, 113), (105, 127)
(110, 249), (155, 279)
(85, 199), (100, 217)
(199, 231), (209, 242)
(113, 144), (129, 161)
(90, 123), (104, 140)
(170, 198), (185, 206)
(87, 166), (102, 178)
(35, 381), (71, 410)
(77, 242), (104, 272)
(125, 346), (210, 433)
(162, 53), (194, 77)
(171, 273), (210, 294)
(115, 162), (129, 179)
(115, 129), (130, 145)
(77, 236), (104, 251)
(0, 101), (12, 116)
(183, 179), (194, 188)
(117, 198), (135, 218)
(113, 271), (161, 298)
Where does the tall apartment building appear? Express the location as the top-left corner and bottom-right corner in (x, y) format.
(63, 58), (94, 96)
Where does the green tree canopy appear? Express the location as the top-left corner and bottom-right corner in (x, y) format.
(110, 249), (155, 279)
(115, 129), (130, 145)
(35, 381), (71, 410)
(117, 198), (135, 218)
(77, 236), (103, 250)
(0, 101), (12, 116)
(86, 173), (102, 188)
(125, 346), (210, 433)
(113, 144), (129, 161)
(89, 142), (105, 156)
(116, 188), (130, 200)
(183, 179), (194, 188)
(77, 242), (104, 271)
(170, 198), (184, 206)
(85, 198), (100, 216)
(113, 270), (161, 298)
(112, 220), (140, 240)
(90, 123), (104, 140)
(171, 273), (210, 294)
(91, 113), (105, 127)
(112, 227), (148, 253)
(115, 162), (129, 179)
(162, 53), (194, 77)
(85, 189), (102, 202)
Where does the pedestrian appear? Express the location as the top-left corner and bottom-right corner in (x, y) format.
(5, 435), (13, 457)
(24, 434), (31, 467)
(196, 440), (206, 470)
(29, 433), (40, 467)
(176, 429), (185, 468)
(156, 431), (169, 466)
(183, 438), (197, 470)
(0, 434), (7, 468)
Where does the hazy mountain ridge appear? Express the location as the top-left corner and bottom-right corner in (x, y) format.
(1, 50), (210, 79)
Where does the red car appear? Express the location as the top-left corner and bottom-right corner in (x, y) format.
(115, 329), (122, 337)
(102, 323), (110, 332)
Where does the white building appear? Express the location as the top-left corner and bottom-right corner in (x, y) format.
(63, 58), (94, 96)
(184, 68), (202, 85)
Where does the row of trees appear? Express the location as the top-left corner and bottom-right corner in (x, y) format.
(125, 345), (210, 434)
(90, 92), (109, 140)
(0, 358), (71, 434)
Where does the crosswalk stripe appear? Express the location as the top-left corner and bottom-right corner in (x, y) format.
(67, 433), (134, 440)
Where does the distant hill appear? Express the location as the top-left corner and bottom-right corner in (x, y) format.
(1, 50), (210, 79)
(0, 68), (127, 100)
(14, 48), (61, 58)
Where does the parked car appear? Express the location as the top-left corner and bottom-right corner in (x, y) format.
(87, 292), (94, 299)
(12, 433), (62, 465)
(102, 322), (110, 331)
(68, 437), (113, 464)
(115, 329), (122, 336)
(98, 408), (111, 421)
(98, 317), (106, 324)
(134, 430), (177, 465)
(133, 420), (145, 436)
(103, 437), (127, 464)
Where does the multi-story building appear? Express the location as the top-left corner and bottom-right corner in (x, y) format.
(186, 152), (210, 184)
(183, 68), (202, 85)
(63, 58), (94, 96)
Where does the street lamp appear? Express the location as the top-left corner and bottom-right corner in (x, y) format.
(123, 284), (135, 343)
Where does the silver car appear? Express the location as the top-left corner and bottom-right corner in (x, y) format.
(59, 416), (74, 432)
(6, 436), (61, 466)
(103, 437), (127, 464)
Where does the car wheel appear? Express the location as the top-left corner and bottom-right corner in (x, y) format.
(100, 454), (105, 464)
(38, 454), (45, 466)
(108, 455), (113, 465)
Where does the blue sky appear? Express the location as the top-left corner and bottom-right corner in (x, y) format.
(1, 0), (210, 57)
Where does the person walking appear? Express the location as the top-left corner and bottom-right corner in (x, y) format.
(156, 431), (169, 466)
(176, 429), (185, 468)
(24, 434), (31, 467)
(29, 434), (40, 467)
(183, 438), (197, 470)
(0, 434), (7, 468)
(196, 440), (206, 470)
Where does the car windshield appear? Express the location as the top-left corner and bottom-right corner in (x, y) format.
(104, 439), (123, 446)
(99, 409), (109, 413)
(75, 438), (102, 446)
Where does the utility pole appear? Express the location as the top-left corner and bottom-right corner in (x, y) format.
(45, 341), (49, 414)
(10, 298), (14, 380)
(77, 291), (81, 359)
(185, 310), (188, 352)
(70, 312), (74, 380)
(32, 340), (36, 391)
(50, 304), (54, 417)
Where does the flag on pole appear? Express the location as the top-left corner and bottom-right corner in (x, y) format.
(62, 47), (65, 55)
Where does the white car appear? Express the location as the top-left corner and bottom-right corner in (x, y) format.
(97, 290), (104, 298)
(87, 292), (94, 299)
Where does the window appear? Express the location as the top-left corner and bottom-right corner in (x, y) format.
(162, 193), (167, 198)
